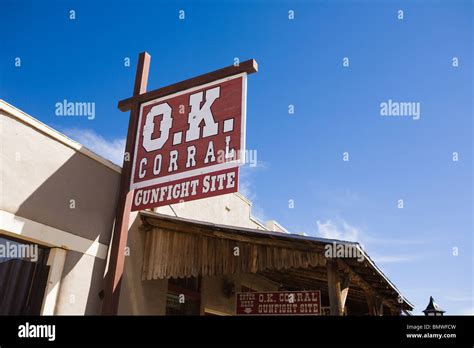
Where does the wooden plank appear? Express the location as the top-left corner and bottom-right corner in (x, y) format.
(153, 230), (159, 279)
(365, 290), (377, 315)
(192, 234), (200, 277)
(102, 52), (151, 315)
(338, 259), (398, 314)
(144, 217), (328, 253)
(327, 260), (343, 316)
(118, 59), (258, 112)
(251, 244), (258, 273)
(147, 228), (157, 280)
(202, 236), (208, 276)
(133, 53), (151, 95)
(340, 272), (351, 311)
(141, 230), (151, 280)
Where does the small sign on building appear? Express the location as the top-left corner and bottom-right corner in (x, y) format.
(236, 290), (321, 316)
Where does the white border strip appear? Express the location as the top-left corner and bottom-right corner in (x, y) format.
(0, 210), (108, 259)
(130, 73), (247, 190)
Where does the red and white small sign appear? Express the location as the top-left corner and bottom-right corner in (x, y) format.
(236, 291), (322, 316)
(130, 73), (247, 211)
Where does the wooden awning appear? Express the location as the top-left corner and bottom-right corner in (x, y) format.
(141, 215), (327, 280)
(139, 211), (414, 312)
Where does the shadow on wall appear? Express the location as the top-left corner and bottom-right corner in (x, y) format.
(13, 150), (121, 314)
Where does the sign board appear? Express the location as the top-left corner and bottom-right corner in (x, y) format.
(130, 73), (247, 211)
(236, 291), (321, 316)
(103, 55), (257, 314)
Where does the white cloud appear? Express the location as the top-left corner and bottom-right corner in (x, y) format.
(316, 219), (362, 243)
(315, 219), (421, 264)
(238, 160), (270, 224)
(238, 171), (256, 201)
(63, 128), (126, 166)
(238, 160), (269, 202)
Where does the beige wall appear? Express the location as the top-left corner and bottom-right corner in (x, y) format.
(120, 210), (279, 315)
(118, 212), (169, 315)
(156, 192), (266, 230)
(0, 108), (120, 245)
(119, 214), (280, 316)
(0, 102), (120, 315)
(120, 191), (278, 315)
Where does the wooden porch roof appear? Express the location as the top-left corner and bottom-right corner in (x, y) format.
(139, 211), (414, 312)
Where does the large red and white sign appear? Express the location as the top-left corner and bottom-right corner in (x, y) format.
(236, 291), (321, 316)
(130, 73), (247, 211)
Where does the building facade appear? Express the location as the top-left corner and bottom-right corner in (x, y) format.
(0, 100), (413, 316)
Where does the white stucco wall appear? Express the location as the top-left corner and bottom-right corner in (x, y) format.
(0, 101), (120, 314)
(156, 192), (267, 230)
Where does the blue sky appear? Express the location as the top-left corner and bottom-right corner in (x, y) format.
(1, 0), (472, 315)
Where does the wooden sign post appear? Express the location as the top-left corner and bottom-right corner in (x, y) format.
(102, 52), (257, 315)
(102, 52), (151, 315)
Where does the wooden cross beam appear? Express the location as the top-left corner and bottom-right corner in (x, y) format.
(117, 59), (258, 112)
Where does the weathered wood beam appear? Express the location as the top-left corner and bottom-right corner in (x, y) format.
(102, 52), (151, 315)
(375, 296), (384, 316)
(118, 59), (258, 111)
(259, 269), (369, 303)
(336, 259), (399, 315)
(365, 290), (376, 315)
(143, 219), (326, 253)
(340, 271), (352, 311)
(326, 260), (343, 316)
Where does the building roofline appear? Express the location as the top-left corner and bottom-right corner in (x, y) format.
(0, 99), (122, 173)
(355, 245), (414, 309)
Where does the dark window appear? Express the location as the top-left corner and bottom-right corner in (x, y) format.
(0, 235), (50, 315)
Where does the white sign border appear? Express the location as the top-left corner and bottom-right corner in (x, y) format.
(130, 72), (247, 191)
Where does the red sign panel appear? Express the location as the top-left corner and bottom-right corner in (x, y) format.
(130, 74), (247, 211)
(236, 291), (321, 316)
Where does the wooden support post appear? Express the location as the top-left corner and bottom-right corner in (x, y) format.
(336, 259), (399, 316)
(375, 296), (384, 316)
(327, 260), (343, 316)
(340, 271), (351, 313)
(101, 52), (151, 315)
(365, 290), (376, 315)
(365, 291), (384, 316)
